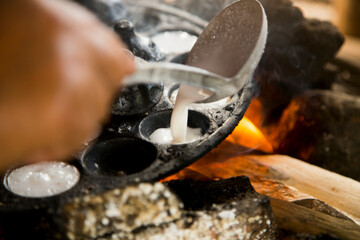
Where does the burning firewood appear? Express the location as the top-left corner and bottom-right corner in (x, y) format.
(163, 123), (360, 240)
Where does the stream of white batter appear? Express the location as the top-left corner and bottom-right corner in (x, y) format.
(149, 84), (213, 144)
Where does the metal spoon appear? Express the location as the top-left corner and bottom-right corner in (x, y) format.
(122, 0), (268, 103)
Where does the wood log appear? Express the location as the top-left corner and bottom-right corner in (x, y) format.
(246, 154), (360, 240)
(164, 142), (360, 240)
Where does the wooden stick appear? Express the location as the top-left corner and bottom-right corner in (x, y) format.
(248, 155), (360, 223)
(164, 145), (360, 239)
(245, 154), (360, 240)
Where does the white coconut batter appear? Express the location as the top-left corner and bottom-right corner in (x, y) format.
(149, 127), (202, 144)
(170, 84), (212, 143)
(5, 161), (80, 198)
(151, 31), (198, 54)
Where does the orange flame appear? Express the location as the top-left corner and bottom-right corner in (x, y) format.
(228, 116), (273, 153)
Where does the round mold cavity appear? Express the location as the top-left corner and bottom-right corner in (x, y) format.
(81, 138), (157, 176)
(3, 161), (80, 198)
(112, 83), (163, 115)
(132, 9), (161, 32)
(139, 110), (210, 144)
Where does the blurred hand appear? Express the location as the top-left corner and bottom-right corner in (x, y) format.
(0, 0), (135, 170)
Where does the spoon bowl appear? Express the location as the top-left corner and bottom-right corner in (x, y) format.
(123, 0), (268, 102)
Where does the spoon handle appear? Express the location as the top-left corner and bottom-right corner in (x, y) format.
(122, 62), (238, 103)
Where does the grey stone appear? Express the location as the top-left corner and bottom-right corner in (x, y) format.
(254, 0), (344, 123)
(331, 61), (360, 96)
(59, 182), (183, 239)
(58, 177), (275, 240)
(273, 90), (360, 181)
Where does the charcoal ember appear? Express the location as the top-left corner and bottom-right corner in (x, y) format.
(271, 90), (360, 181)
(254, 0), (344, 123)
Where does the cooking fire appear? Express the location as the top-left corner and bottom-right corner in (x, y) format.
(0, 0), (359, 240)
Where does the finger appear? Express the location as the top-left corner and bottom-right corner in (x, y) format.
(46, 0), (136, 89)
(82, 24), (136, 89)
